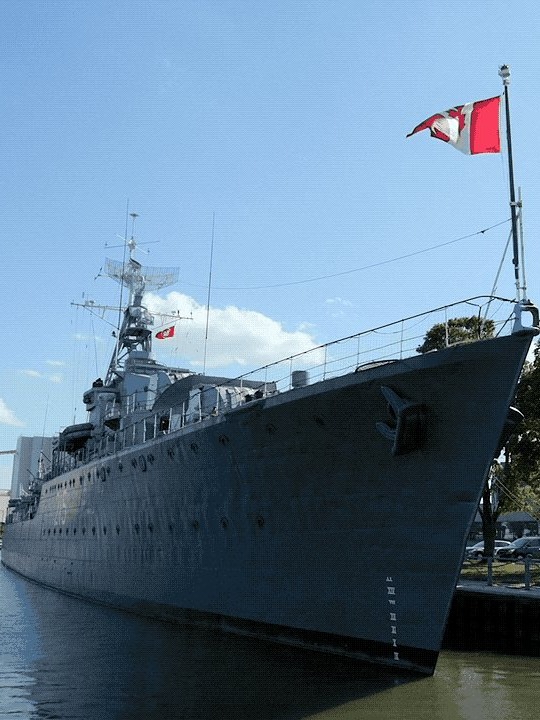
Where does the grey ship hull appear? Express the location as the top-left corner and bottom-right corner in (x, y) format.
(2, 330), (534, 674)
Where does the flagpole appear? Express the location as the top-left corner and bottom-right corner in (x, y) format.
(498, 64), (523, 301)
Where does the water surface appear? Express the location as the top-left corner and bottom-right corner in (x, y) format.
(1, 557), (539, 719)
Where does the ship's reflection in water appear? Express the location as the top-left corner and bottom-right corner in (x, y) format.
(2, 563), (540, 720)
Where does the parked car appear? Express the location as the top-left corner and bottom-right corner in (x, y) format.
(496, 536), (540, 560)
(466, 540), (511, 560)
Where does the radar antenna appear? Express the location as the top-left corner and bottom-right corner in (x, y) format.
(101, 214), (180, 383)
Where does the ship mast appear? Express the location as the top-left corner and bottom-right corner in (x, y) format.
(498, 65), (527, 303)
(102, 235), (179, 384)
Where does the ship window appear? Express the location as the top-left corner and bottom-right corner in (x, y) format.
(48, 529), (51, 535)
(73, 528), (77, 535)
(79, 476), (83, 485)
(87, 473), (91, 482)
(118, 462), (123, 472)
(64, 482), (67, 488)
(134, 523), (140, 534)
(82, 527), (86, 534)
(103, 526), (107, 535)
(92, 527), (96, 535)
(148, 523), (153, 533)
(53, 529), (56, 534)
(65, 528), (69, 535)
(116, 525), (120, 535)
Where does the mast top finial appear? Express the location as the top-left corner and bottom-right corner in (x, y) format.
(499, 64), (511, 86)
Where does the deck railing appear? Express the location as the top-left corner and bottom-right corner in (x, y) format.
(49, 295), (526, 478)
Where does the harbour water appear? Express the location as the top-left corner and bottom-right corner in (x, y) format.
(1, 556), (539, 720)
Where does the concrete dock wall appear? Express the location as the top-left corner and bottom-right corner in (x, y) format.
(443, 585), (540, 655)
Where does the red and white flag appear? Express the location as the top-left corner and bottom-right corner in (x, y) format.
(407, 96), (501, 155)
(155, 326), (175, 340)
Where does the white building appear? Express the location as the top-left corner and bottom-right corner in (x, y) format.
(10, 436), (54, 499)
(0, 489), (9, 525)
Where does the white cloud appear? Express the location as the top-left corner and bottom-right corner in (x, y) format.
(146, 291), (319, 370)
(0, 398), (24, 427)
(46, 360), (65, 367)
(325, 297), (353, 307)
(20, 369), (63, 384)
(73, 333), (106, 344)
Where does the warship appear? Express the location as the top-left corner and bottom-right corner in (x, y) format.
(2, 225), (538, 674)
(4, 65), (539, 675)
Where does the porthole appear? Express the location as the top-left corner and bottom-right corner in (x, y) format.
(73, 528), (77, 535)
(92, 527), (96, 535)
(118, 462), (123, 472)
(220, 517), (229, 529)
(82, 528), (86, 535)
(313, 416), (325, 427)
(134, 523), (140, 534)
(147, 454), (155, 464)
(266, 424), (277, 435)
(103, 526), (107, 535)
(167, 446), (175, 459)
(190, 443), (199, 454)
(192, 520), (200, 530)
(256, 515), (265, 528)
(148, 523), (153, 533)
(138, 455), (147, 472)
(218, 435), (230, 445)
(116, 525), (120, 535)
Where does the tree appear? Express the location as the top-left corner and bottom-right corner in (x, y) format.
(480, 343), (540, 557)
(505, 344), (540, 487)
(416, 316), (495, 354)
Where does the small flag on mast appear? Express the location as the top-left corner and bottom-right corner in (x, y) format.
(155, 326), (175, 340)
(407, 96), (501, 155)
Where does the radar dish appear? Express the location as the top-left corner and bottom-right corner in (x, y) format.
(105, 258), (179, 293)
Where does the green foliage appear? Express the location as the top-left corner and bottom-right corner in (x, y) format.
(416, 316), (495, 354)
(504, 343), (540, 498)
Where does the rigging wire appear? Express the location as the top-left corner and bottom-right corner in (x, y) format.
(496, 477), (540, 520)
(181, 218), (511, 291)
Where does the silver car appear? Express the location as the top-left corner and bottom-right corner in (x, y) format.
(466, 540), (511, 560)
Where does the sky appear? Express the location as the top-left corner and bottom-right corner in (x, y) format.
(2, 1), (540, 489)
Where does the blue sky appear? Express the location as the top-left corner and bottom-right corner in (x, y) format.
(1, 1), (540, 488)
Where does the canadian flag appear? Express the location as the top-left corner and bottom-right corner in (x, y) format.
(407, 96), (500, 155)
(155, 326), (175, 340)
